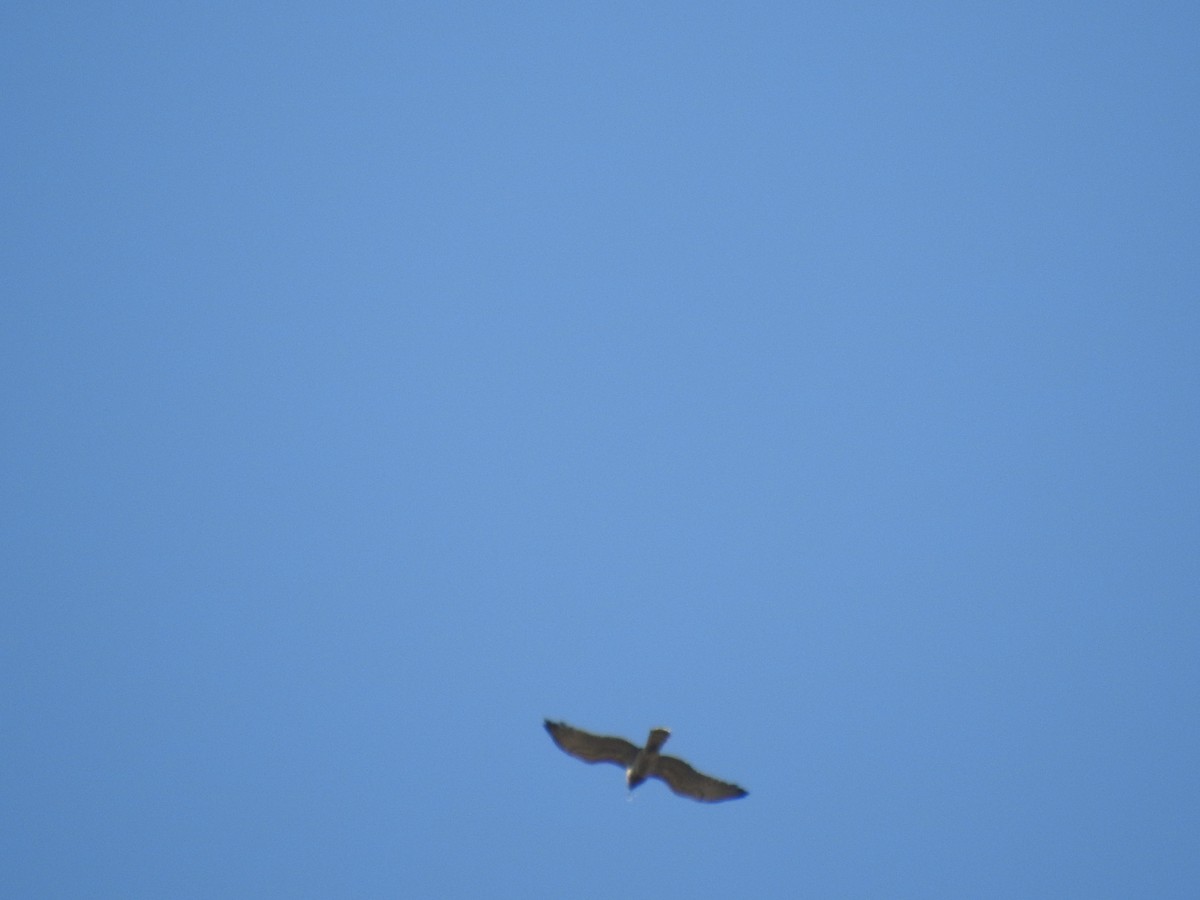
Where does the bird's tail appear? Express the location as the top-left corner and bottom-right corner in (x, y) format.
(646, 728), (670, 752)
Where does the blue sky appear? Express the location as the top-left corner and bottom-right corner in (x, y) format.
(3, 2), (1198, 896)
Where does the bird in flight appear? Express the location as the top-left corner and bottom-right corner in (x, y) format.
(543, 719), (748, 803)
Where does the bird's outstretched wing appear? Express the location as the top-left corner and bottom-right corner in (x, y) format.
(544, 720), (639, 767)
(652, 754), (748, 802)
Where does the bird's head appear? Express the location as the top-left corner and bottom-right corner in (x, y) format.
(625, 769), (647, 790)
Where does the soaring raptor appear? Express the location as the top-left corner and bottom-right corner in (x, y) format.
(543, 719), (748, 803)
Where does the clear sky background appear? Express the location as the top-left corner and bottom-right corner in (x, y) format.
(3, 2), (1198, 897)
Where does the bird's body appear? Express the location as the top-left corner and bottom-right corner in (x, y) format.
(626, 726), (671, 789)
(543, 719), (748, 803)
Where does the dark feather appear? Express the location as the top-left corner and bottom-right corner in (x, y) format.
(652, 754), (748, 803)
(544, 720), (639, 767)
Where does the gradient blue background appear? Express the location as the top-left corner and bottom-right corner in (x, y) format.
(4, 3), (1198, 897)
